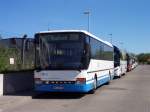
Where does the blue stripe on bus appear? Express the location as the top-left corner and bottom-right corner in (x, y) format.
(35, 83), (94, 93)
(97, 74), (110, 86)
(34, 74), (111, 93)
(86, 74), (110, 82)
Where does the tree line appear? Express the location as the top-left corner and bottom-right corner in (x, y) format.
(137, 53), (150, 64)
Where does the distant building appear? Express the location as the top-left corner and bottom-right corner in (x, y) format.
(0, 38), (35, 73)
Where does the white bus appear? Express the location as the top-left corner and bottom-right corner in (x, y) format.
(114, 46), (127, 78)
(34, 30), (114, 93)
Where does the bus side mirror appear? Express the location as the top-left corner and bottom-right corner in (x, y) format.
(85, 43), (91, 58)
(85, 44), (90, 54)
(84, 43), (91, 64)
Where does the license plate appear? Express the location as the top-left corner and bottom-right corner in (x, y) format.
(53, 86), (64, 90)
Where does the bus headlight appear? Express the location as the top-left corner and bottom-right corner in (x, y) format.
(76, 78), (86, 84)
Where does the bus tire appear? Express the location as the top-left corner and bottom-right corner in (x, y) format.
(118, 75), (121, 78)
(106, 73), (111, 85)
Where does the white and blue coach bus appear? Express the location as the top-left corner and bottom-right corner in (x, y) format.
(34, 30), (114, 93)
(114, 45), (127, 78)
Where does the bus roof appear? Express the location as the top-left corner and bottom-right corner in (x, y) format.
(36, 30), (113, 47)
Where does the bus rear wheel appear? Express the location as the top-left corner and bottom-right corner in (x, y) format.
(106, 73), (111, 85)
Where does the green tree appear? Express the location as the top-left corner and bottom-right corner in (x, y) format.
(137, 53), (150, 64)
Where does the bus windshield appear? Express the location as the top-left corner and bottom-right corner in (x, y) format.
(36, 33), (86, 70)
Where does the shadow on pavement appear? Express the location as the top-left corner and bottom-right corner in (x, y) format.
(4, 90), (34, 97)
(5, 90), (85, 99)
(113, 76), (121, 80)
(32, 92), (85, 99)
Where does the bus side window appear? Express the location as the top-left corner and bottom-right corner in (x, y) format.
(100, 42), (104, 60)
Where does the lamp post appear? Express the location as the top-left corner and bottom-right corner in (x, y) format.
(108, 33), (112, 44)
(84, 11), (90, 32)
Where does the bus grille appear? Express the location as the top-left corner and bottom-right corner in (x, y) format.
(42, 81), (76, 84)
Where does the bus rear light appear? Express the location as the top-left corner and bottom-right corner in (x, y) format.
(76, 78), (86, 84)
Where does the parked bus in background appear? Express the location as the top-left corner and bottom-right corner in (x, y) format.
(131, 56), (138, 69)
(114, 46), (127, 78)
(120, 50), (127, 75)
(34, 30), (114, 93)
(114, 46), (121, 77)
(126, 53), (132, 72)
(126, 53), (138, 71)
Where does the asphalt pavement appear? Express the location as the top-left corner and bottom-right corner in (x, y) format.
(0, 65), (150, 112)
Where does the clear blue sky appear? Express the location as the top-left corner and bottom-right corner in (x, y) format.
(0, 0), (150, 54)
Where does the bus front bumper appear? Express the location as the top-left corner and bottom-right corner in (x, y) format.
(34, 83), (94, 93)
